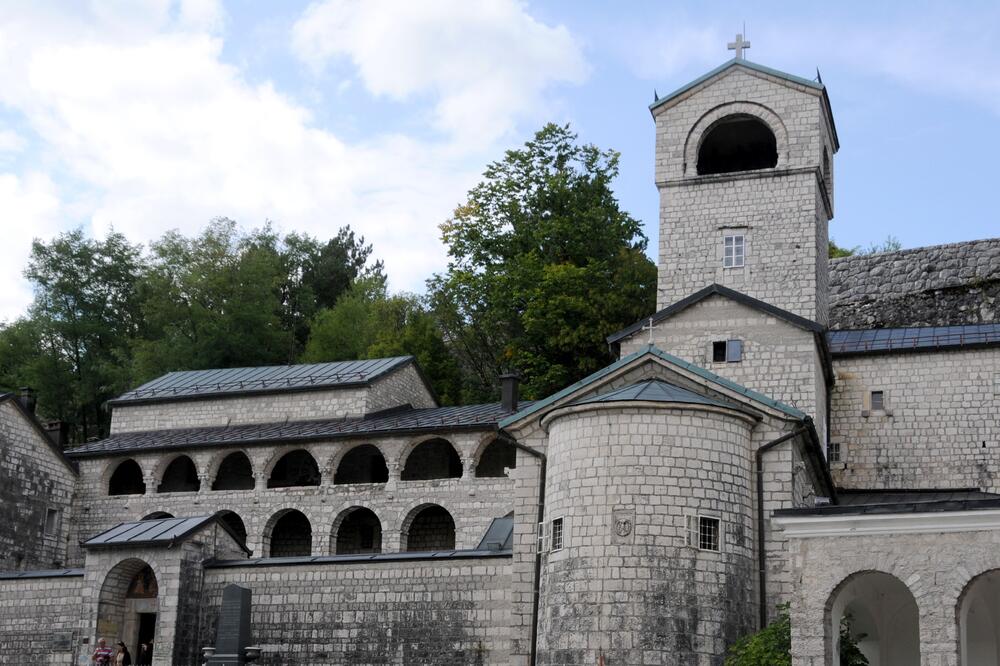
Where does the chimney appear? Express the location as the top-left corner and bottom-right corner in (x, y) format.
(17, 387), (37, 415)
(44, 421), (69, 450)
(500, 373), (520, 412)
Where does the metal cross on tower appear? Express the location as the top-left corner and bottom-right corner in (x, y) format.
(728, 33), (751, 59)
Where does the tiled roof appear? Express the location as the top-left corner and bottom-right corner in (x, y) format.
(827, 324), (1000, 356)
(568, 379), (743, 411)
(110, 357), (414, 405)
(67, 402), (525, 457)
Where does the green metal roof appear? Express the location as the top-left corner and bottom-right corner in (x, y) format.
(568, 379), (742, 410)
(499, 345), (806, 429)
(650, 58), (823, 113)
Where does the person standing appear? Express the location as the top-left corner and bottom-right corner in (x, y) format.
(114, 641), (132, 666)
(91, 638), (113, 665)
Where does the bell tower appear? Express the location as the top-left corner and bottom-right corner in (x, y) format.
(652, 46), (838, 324)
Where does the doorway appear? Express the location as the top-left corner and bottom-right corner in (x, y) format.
(136, 613), (156, 664)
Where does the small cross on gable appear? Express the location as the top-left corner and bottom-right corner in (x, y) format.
(641, 317), (660, 345)
(728, 33), (751, 60)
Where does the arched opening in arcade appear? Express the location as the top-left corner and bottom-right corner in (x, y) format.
(400, 438), (462, 481)
(696, 114), (778, 175)
(265, 509), (312, 557)
(156, 455), (200, 493)
(267, 449), (321, 488)
(402, 504), (455, 552)
(140, 512), (174, 520)
(212, 451), (255, 491)
(215, 510), (248, 549)
(475, 438), (516, 478)
(108, 459), (146, 496)
(334, 444), (389, 484)
(332, 507), (382, 555)
(959, 569), (1000, 665)
(827, 570), (919, 665)
(96, 559), (158, 664)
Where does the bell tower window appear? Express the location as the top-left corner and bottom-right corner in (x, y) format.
(697, 115), (778, 175)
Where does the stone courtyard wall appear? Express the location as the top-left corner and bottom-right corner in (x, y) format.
(830, 346), (1000, 490)
(200, 555), (512, 665)
(0, 572), (84, 665)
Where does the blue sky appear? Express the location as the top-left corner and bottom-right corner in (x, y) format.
(1, 0), (998, 321)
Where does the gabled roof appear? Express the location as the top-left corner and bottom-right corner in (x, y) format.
(607, 284), (824, 346)
(82, 514), (251, 554)
(500, 344), (806, 430)
(568, 378), (743, 411)
(828, 324), (1000, 356)
(0, 393), (77, 475)
(67, 402), (528, 458)
(110, 356), (417, 406)
(650, 58), (839, 150)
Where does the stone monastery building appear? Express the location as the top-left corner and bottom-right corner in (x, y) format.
(2, 52), (1000, 666)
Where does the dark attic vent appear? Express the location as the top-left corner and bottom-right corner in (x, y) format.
(697, 115), (778, 175)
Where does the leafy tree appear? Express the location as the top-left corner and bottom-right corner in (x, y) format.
(829, 239), (858, 258)
(837, 615), (869, 666)
(428, 123), (657, 400)
(829, 235), (902, 258)
(725, 605), (868, 666)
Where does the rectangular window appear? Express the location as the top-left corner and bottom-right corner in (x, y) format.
(551, 517), (564, 551)
(724, 235), (745, 268)
(870, 390), (885, 411)
(537, 521), (547, 552)
(828, 441), (842, 463)
(44, 508), (59, 536)
(712, 340), (743, 363)
(698, 516), (720, 551)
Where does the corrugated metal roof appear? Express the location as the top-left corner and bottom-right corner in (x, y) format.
(827, 324), (1000, 356)
(650, 59), (823, 112)
(110, 357), (413, 404)
(82, 515), (217, 548)
(836, 488), (1000, 506)
(569, 379), (743, 410)
(0, 568), (84, 580)
(67, 402), (528, 457)
(205, 549), (511, 569)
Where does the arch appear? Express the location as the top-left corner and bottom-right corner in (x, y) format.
(96, 558), (159, 660)
(215, 510), (248, 548)
(401, 504), (456, 552)
(156, 455), (200, 493)
(334, 444), (389, 485)
(264, 509), (312, 557)
(331, 506), (383, 554)
(140, 512), (173, 520)
(475, 437), (516, 478)
(826, 570), (920, 665)
(108, 459), (146, 496)
(958, 569), (1000, 665)
(211, 451), (255, 491)
(696, 114), (777, 175)
(267, 449), (321, 488)
(400, 438), (462, 481)
(683, 102), (788, 176)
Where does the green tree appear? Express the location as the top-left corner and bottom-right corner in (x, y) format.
(829, 238), (858, 258)
(428, 123), (657, 400)
(725, 605), (868, 666)
(829, 235), (902, 258)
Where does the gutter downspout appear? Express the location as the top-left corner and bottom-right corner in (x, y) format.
(755, 422), (810, 630)
(499, 431), (546, 666)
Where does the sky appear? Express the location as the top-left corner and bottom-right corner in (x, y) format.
(1, 0), (998, 322)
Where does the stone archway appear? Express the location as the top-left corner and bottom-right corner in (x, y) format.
(959, 569), (1000, 665)
(827, 570), (919, 665)
(96, 559), (159, 664)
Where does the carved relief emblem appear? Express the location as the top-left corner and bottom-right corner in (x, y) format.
(611, 508), (636, 543)
(614, 517), (633, 537)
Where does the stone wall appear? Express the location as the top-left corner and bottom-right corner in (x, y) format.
(0, 399), (77, 570)
(830, 347), (1000, 490)
(829, 238), (1000, 329)
(69, 429), (513, 565)
(0, 572), (84, 665)
(366, 363), (437, 412)
(653, 66), (834, 324)
(199, 556), (512, 665)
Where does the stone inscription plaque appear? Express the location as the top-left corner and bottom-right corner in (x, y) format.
(51, 630), (73, 651)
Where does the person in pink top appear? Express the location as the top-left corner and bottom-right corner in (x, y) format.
(92, 637), (114, 665)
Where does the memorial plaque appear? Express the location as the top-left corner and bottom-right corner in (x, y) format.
(51, 630), (73, 651)
(206, 584), (252, 666)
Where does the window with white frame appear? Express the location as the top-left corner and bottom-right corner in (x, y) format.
(828, 441), (842, 463)
(685, 514), (721, 552)
(551, 517), (564, 551)
(723, 235), (745, 268)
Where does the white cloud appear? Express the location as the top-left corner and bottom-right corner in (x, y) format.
(0, 0), (587, 321)
(0, 130), (25, 153)
(291, 0), (587, 145)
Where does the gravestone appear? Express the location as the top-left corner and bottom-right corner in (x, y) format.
(206, 584), (252, 665)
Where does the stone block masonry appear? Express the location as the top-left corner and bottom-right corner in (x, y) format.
(0, 572), (84, 665)
(199, 556), (511, 665)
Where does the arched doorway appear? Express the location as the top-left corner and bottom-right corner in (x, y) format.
(332, 507), (382, 554)
(96, 559), (158, 664)
(827, 570), (919, 665)
(402, 504), (455, 552)
(265, 509), (312, 557)
(959, 570), (1000, 665)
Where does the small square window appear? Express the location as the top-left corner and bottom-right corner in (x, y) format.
(44, 508), (59, 536)
(724, 235), (745, 268)
(871, 391), (885, 411)
(712, 341), (727, 362)
(551, 517), (564, 551)
(712, 340), (742, 363)
(698, 516), (720, 552)
(828, 442), (842, 463)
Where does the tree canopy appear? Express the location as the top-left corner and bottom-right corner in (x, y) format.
(428, 123), (657, 400)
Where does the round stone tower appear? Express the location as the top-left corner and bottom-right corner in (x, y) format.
(535, 379), (758, 665)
